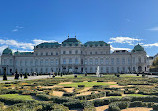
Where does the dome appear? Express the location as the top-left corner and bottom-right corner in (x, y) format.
(2, 47), (13, 55)
(62, 38), (81, 46)
(132, 44), (144, 52)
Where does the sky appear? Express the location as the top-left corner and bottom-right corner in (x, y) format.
(0, 0), (158, 56)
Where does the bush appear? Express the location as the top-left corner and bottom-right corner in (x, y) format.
(93, 99), (109, 107)
(106, 91), (122, 96)
(153, 104), (158, 110)
(75, 92), (106, 100)
(63, 92), (76, 97)
(109, 101), (130, 111)
(78, 85), (85, 87)
(0, 102), (4, 110)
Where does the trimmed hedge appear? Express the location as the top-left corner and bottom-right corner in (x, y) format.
(4, 102), (69, 111)
(109, 101), (154, 111)
(75, 92), (106, 100)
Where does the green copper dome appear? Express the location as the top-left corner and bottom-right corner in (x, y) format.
(132, 44), (144, 52)
(2, 47), (13, 55)
(84, 41), (109, 47)
(62, 38), (81, 46)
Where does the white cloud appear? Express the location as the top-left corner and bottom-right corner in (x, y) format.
(109, 37), (142, 45)
(147, 27), (158, 31)
(0, 39), (34, 50)
(110, 45), (131, 52)
(143, 42), (158, 47)
(0, 39), (57, 54)
(33, 39), (56, 45)
(12, 26), (24, 32)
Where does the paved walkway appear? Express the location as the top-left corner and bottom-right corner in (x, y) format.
(0, 75), (50, 83)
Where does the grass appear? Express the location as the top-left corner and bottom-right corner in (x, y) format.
(0, 94), (34, 100)
(60, 81), (116, 87)
(120, 74), (141, 78)
(126, 94), (148, 97)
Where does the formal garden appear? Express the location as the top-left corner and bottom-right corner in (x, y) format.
(0, 74), (158, 111)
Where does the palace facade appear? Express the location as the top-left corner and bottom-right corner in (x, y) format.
(0, 37), (148, 74)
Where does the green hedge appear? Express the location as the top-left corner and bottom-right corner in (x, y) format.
(3, 102), (69, 111)
(109, 101), (154, 111)
(63, 100), (95, 110)
(75, 92), (106, 100)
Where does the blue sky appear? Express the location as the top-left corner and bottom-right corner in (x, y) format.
(0, 0), (158, 56)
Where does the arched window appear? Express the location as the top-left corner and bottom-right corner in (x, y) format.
(138, 57), (141, 63)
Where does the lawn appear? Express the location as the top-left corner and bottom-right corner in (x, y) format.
(0, 94), (34, 100)
(126, 94), (148, 97)
(60, 81), (116, 87)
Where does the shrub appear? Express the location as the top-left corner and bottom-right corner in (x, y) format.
(75, 92), (106, 100)
(63, 92), (76, 97)
(109, 101), (130, 111)
(93, 99), (109, 107)
(153, 104), (158, 110)
(78, 85), (85, 87)
(106, 91), (122, 96)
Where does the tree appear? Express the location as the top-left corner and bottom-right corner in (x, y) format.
(24, 72), (28, 79)
(3, 68), (7, 81)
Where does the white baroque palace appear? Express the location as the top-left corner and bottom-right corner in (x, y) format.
(0, 37), (148, 74)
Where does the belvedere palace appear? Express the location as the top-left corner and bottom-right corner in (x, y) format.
(0, 37), (148, 74)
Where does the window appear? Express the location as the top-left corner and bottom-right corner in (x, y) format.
(95, 58), (98, 65)
(46, 52), (48, 56)
(41, 52), (43, 56)
(69, 50), (72, 54)
(75, 58), (78, 64)
(95, 51), (97, 54)
(111, 58), (114, 65)
(56, 59), (58, 65)
(138, 57), (141, 63)
(75, 50), (78, 54)
(105, 58), (109, 65)
(63, 51), (66, 54)
(40, 60), (43, 66)
(50, 59), (54, 65)
(85, 59), (87, 64)
(90, 52), (92, 55)
(111, 67), (114, 73)
(116, 58), (120, 65)
(90, 67), (93, 72)
(122, 58), (125, 65)
(56, 52), (58, 55)
(106, 67), (109, 73)
(128, 57), (131, 64)
(45, 59), (48, 66)
(144, 57), (146, 63)
(20, 60), (22, 66)
(51, 52), (53, 55)
(10, 59), (12, 64)
(69, 58), (72, 64)
(117, 67), (120, 73)
(90, 58), (93, 65)
(25, 60), (27, 66)
(30, 60), (33, 65)
(132, 57), (135, 64)
(35, 60), (38, 66)
(63, 58), (66, 64)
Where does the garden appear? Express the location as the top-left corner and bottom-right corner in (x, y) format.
(0, 74), (158, 111)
